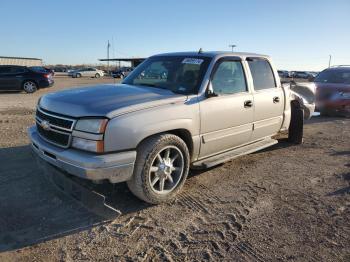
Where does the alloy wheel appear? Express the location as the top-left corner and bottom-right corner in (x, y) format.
(148, 146), (184, 195)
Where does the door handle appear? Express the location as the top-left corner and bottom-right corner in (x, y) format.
(273, 97), (280, 103)
(244, 100), (253, 108)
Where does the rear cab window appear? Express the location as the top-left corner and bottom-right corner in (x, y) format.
(247, 58), (276, 91)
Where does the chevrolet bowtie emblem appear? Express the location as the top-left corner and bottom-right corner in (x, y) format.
(40, 120), (50, 131)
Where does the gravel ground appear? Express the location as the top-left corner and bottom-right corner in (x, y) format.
(0, 77), (349, 261)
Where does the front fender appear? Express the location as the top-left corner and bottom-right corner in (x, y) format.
(103, 100), (200, 152)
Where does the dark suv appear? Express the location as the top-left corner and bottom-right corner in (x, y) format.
(0, 65), (54, 93)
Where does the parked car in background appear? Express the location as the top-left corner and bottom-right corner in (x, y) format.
(28, 51), (315, 204)
(308, 71), (319, 78)
(111, 67), (134, 78)
(292, 71), (315, 81)
(29, 66), (55, 76)
(278, 70), (290, 78)
(315, 66), (350, 116)
(68, 68), (104, 78)
(0, 65), (54, 93)
(53, 67), (68, 73)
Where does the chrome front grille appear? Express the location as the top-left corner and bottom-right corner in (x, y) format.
(36, 108), (76, 148)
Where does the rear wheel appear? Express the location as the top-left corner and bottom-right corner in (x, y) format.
(23, 81), (38, 93)
(127, 134), (190, 204)
(288, 101), (304, 144)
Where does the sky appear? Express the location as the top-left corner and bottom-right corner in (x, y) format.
(0, 0), (349, 70)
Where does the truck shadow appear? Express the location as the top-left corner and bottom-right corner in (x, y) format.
(0, 145), (149, 253)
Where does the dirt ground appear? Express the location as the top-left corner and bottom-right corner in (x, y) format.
(0, 77), (349, 261)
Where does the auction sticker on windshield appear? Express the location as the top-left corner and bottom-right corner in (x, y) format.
(182, 58), (204, 65)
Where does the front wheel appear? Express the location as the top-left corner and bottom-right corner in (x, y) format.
(23, 81), (38, 93)
(127, 134), (190, 204)
(76, 73), (82, 78)
(95, 73), (100, 78)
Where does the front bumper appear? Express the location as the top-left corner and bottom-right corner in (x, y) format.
(28, 126), (136, 183)
(316, 99), (350, 116)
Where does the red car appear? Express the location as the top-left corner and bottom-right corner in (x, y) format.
(315, 66), (350, 117)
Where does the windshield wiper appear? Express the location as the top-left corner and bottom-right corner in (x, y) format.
(136, 83), (163, 88)
(135, 83), (184, 95)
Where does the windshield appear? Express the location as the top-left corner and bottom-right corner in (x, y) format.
(315, 69), (350, 84)
(123, 56), (212, 94)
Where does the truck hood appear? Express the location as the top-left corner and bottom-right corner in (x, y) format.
(39, 84), (187, 118)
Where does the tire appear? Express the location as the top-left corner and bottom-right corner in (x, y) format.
(23, 80), (38, 93)
(288, 102), (304, 144)
(95, 73), (100, 78)
(120, 74), (124, 79)
(127, 134), (190, 204)
(76, 73), (82, 78)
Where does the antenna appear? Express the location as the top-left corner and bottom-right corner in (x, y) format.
(107, 40), (110, 74)
(229, 44), (236, 52)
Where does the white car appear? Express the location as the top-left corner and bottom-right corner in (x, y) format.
(70, 68), (104, 78)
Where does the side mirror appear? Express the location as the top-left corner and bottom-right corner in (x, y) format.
(205, 81), (218, 98)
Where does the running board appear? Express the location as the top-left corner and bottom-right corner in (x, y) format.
(192, 138), (278, 169)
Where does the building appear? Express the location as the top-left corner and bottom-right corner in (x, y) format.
(0, 56), (42, 66)
(98, 57), (146, 68)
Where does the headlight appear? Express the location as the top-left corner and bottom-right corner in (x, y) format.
(75, 118), (108, 133)
(72, 118), (108, 152)
(72, 137), (104, 153)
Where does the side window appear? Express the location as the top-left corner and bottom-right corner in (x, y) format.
(247, 59), (276, 91)
(11, 67), (25, 74)
(211, 61), (247, 95)
(0, 67), (11, 74)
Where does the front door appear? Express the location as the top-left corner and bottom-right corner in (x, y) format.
(246, 58), (285, 140)
(199, 59), (254, 158)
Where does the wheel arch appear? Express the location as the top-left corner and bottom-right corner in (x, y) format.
(137, 128), (194, 160)
(22, 79), (39, 92)
(22, 79), (39, 87)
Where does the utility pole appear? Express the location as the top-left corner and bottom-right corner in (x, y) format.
(107, 40), (110, 73)
(229, 44), (236, 52)
(328, 55), (332, 68)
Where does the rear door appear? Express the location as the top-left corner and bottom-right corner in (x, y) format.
(199, 58), (254, 158)
(80, 69), (89, 76)
(246, 57), (284, 141)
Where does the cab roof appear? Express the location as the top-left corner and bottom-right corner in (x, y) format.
(152, 51), (270, 60)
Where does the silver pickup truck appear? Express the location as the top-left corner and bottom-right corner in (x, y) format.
(28, 51), (315, 204)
